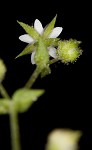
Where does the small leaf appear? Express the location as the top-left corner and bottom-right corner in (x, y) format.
(12, 88), (44, 112)
(34, 38), (49, 69)
(15, 43), (35, 58)
(0, 99), (10, 114)
(17, 21), (40, 40)
(41, 66), (51, 78)
(43, 15), (57, 39)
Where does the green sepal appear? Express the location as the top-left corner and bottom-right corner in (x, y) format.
(12, 88), (44, 113)
(17, 21), (40, 40)
(44, 38), (60, 47)
(15, 43), (35, 58)
(34, 38), (49, 69)
(0, 99), (10, 114)
(43, 15), (57, 39)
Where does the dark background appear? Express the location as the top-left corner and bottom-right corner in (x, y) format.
(0, 0), (91, 150)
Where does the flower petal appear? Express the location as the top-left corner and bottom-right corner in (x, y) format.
(19, 34), (34, 43)
(49, 27), (63, 38)
(48, 46), (58, 58)
(31, 51), (36, 64)
(34, 19), (44, 35)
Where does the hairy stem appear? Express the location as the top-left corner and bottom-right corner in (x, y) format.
(9, 102), (21, 150)
(0, 83), (10, 99)
(25, 67), (41, 88)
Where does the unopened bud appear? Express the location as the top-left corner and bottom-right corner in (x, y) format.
(57, 39), (82, 64)
(45, 129), (82, 150)
(0, 59), (7, 82)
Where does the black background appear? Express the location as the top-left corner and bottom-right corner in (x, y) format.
(0, 0), (91, 150)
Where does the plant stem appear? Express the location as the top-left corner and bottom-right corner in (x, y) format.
(0, 83), (10, 99)
(9, 102), (21, 150)
(49, 58), (59, 65)
(25, 67), (41, 88)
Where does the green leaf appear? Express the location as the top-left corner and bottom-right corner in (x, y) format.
(15, 43), (35, 58)
(34, 38), (49, 69)
(0, 99), (10, 114)
(44, 38), (60, 47)
(41, 66), (51, 78)
(12, 88), (44, 113)
(43, 15), (57, 39)
(17, 21), (40, 40)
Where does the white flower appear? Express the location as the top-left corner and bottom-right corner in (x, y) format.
(19, 19), (63, 64)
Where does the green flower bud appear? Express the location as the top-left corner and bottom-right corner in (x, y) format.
(0, 59), (7, 82)
(57, 39), (82, 64)
(45, 129), (82, 150)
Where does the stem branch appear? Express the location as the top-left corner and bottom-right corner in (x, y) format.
(0, 83), (10, 99)
(9, 103), (21, 150)
(49, 58), (59, 65)
(25, 67), (41, 88)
